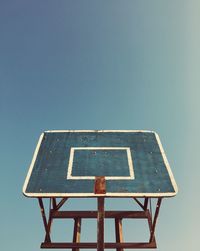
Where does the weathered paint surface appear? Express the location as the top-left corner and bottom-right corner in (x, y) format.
(24, 131), (177, 197)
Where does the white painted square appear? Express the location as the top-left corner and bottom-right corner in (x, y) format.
(67, 147), (134, 180)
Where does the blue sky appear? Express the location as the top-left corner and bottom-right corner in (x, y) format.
(0, 1), (199, 250)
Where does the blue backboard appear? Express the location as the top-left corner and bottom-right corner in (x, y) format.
(23, 130), (178, 198)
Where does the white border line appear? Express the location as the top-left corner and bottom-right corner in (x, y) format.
(154, 132), (178, 195)
(23, 133), (45, 196)
(45, 130), (154, 133)
(67, 147), (134, 180)
(23, 130), (178, 198)
(22, 192), (177, 198)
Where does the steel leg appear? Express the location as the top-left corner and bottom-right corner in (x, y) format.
(149, 198), (162, 242)
(38, 198), (51, 243)
(97, 197), (105, 251)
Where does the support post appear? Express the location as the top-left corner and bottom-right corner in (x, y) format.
(38, 198), (51, 243)
(149, 198), (162, 243)
(72, 218), (82, 251)
(115, 218), (124, 251)
(144, 198), (148, 210)
(97, 197), (105, 251)
(52, 198), (57, 210)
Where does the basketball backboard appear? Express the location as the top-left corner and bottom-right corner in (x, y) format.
(23, 130), (177, 198)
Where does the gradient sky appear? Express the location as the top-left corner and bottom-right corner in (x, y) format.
(0, 1), (200, 250)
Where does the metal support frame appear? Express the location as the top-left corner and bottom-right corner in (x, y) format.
(38, 197), (162, 249)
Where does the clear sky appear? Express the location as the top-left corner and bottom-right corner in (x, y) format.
(0, 0), (199, 250)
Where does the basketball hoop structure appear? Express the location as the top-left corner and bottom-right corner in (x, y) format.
(23, 130), (178, 249)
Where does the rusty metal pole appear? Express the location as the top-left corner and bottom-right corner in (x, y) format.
(97, 197), (105, 251)
(144, 198), (149, 210)
(149, 198), (162, 243)
(115, 218), (124, 251)
(38, 198), (51, 243)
